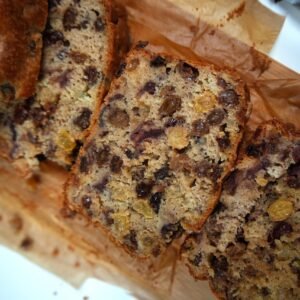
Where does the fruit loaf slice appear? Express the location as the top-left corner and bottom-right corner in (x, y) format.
(182, 120), (300, 299)
(0, 0), (48, 102)
(66, 44), (250, 257)
(0, 0), (124, 168)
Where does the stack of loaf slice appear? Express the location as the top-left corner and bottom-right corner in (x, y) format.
(182, 120), (300, 299)
(66, 45), (250, 257)
(0, 0), (122, 170)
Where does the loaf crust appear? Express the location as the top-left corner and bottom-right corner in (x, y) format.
(182, 120), (300, 299)
(66, 45), (250, 257)
(0, 0), (48, 101)
(0, 0), (126, 170)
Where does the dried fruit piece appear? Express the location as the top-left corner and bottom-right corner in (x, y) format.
(112, 213), (130, 233)
(149, 192), (163, 213)
(159, 95), (182, 117)
(218, 89), (239, 107)
(136, 182), (153, 198)
(193, 92), (216, 113)
(107, 107), (129, 128)
(73, 108), (92, 130)
(110, 155), (123, 173)
(267, 199), (294, 222)
(255, 176), (268, 187)
(192, 119), (209, 137)
(167, 126), (189, 150)
(132, 201), (154, 218)
(56, 130), (76, 153)
(176, 62), (199, 81)
(206, 109), (225, 126)
(161, 222), (184, 243)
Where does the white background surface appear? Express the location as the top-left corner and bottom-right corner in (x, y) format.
(0, 1), (299, 300)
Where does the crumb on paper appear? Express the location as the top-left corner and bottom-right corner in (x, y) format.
(9, 214), (23, 233)
(20, 236), (34, 250)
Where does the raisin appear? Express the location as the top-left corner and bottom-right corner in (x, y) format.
(154, 166), (169, 180)
(73, 108), (92, 130)
(131, 167), (145, 181)
(127, 58), (140, 71)
(79, 156), (89, 173)
(235, 227), (247, 244)
(135, 41), (148, 49)
(109, 94), (124, 101)
(49, 0), (61, 9)
(223, 170), (239, 195)
(130, 122), (164, 145)
(176, 62), (199, 81)
(107, 107), (129, 128)
(217, 133), (231, 151)
(93, 177), (108, 192)
(55, 69), (72, 88)
(13, 103), (30, 124)
(206, 109), (225, 126)
(125, 149), (134, 159)
(261, 287), (270, 296)
(206, 217), (222, 246)
(149, 192), (162, 213)
(103, 209), (114, 226)
(267, 221), (293, 246)
(150, 56), (166, 67)
(192, 119), (209, 137)
(190, 253), (202, 267)
(97, 145), (110, 167)
(218, 89), (239, 107)
(95, 17), (105, 31)
(136, 182), (153, 198)
(161, 222), (183, 243)
(63, 7), (77, 30)
(195, 161), (222, 181)
(287, 163), (300, 189)
(123, 230), (138, 251)
(110, 155), (123, 173)
(83, 66), (100, 86)
(115, 62), (126, 77)
(292, 145), (300, 163)
(217, 77), (229, 89)
(142, 81), (156, 95)
(159, 96), (182, 117)
(31, 107), (47, 127)
(209, 255), (228, 277)
(81, 195), (92, 209)
(160, 85), (175, 98)
(164, 117), (185, 127)
(44, 30), (65, 46)
(70, 51), (88, 64)
(246, 143), (264, 158)
(0, 83), (15, 101)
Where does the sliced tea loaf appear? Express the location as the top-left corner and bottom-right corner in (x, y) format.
(182, 120), (300, 299)
(0, 0), (121, 168)
(66, 45), (250, 257)
(0, 0), (48, 102)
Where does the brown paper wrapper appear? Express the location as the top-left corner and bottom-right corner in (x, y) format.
(0, 1), (299, 300)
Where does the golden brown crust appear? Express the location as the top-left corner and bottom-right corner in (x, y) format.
(0, 0), (48, 101)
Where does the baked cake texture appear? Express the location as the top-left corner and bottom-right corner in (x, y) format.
(0, 0), (121, 169)
(66, 45), (250, 257)
(0, 0), (48, 101)
(182, 120), (300, 299)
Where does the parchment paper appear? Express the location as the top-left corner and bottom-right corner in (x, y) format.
(0, 1), (299, 300)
